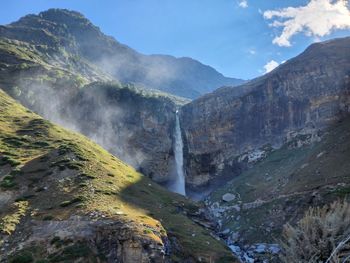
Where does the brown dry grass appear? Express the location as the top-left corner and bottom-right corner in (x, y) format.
(280, 200), (350, 263)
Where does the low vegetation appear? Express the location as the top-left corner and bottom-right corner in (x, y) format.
(280, 200), (350, 263)
(208, 117), (350, 244)
(0, 89), (235, 262)
(0, 201), (29, 235)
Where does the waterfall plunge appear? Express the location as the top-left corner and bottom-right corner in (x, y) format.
(170, 111), (186, 196)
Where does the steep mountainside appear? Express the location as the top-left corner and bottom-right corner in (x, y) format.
(181, 37), (350, 189)
(0, 89), (236, 263)
(64, 82), (185, 184)
(207, 116), (350, 255)
(0, 9), (244, 99)
(0, 9), (242, 187)
(0, 32), (189, 186)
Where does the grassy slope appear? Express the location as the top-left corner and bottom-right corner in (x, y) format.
(0, 37), (190, 108)
(0, 37), (100, 83)
(208, 117), (350, 244)
(0, 89), (235, 262)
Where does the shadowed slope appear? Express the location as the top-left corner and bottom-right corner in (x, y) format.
(0, 89), (236, 262)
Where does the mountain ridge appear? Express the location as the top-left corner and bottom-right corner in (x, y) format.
(181, 35), (350, 189)
(2, 8), (245, 99)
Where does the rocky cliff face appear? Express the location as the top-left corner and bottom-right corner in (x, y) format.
(65, 82), (181, 183)
(0, 89), (236, 263)
(8, 79), (184, 184)
(0, 24), (191, 186)
(0, 56), (181, 184)
(181, 37), (350, 189)
(0, 8), (244, 186)
(206, 116), (350, 261)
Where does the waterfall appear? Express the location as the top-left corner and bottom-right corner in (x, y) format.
(170, 111), (186, 196)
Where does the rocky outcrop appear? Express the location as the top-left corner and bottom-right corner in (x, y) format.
(1, 216), (168, 263)
(0, 40), (184, 184)
(181, 37), (350, 189)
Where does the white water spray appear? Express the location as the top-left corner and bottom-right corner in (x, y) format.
(170, 111), (186, 196)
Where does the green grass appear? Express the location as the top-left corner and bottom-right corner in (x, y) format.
(0, 175), (17, 189)
(0, 89), (236, 262)
(0, 156), (21, 167)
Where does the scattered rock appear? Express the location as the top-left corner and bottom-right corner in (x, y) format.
(255, 244), (266, 253)
(269, 244), (281, 254)
(230, 232), (240, 243)
(317, 151), (325, 158)
(222, 193), (236, 202)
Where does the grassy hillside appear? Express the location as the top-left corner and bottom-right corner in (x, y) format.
(0, 34), (190, 197)
(0, 89), (236, 262)
(0, 37), (188, 108)
(207, 117), (350, 244)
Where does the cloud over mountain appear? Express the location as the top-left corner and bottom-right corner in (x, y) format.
(263, 59), (279, 73)
(264, 0), (350, 47)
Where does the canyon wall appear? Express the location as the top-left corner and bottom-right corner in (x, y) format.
(1, 9), (350, 193)
(181, 37), (350, 189)
(66, 82), (180, 183)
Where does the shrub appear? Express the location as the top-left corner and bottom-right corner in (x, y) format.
(9, 250), (33, 263)
(59, 196), (84, 207)
(43, 215), (54, 221)
(280, 200), (350, 263)
(33, 141), (50, 147)
(79, 173), (95, 179)
(0, 156), (20, 167)
(50, 236), (61, 245)
(1, 174), (16, 189)
(48, 242), (90, 262)
(143, 228), (153, 234)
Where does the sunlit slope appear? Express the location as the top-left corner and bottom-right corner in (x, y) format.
(0, 89), (236, 262)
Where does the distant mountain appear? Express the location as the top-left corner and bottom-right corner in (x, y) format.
(0, 8), (244, 99)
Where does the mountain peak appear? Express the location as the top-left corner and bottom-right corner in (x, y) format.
(10, 8), (98, 36)
(2, 9), (245, 99)
(39, 8), (88, 22)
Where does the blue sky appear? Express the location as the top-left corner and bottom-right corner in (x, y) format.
(1, 0), (350, 80)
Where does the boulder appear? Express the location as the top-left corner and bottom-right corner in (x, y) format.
(222, 193), (236, 202)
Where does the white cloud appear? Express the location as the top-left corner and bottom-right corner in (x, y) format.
(238, 0), (248, 8)
(248, 49), (256, 55)
(263, 0), (350, 47)
(264, 60), (279, 73)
